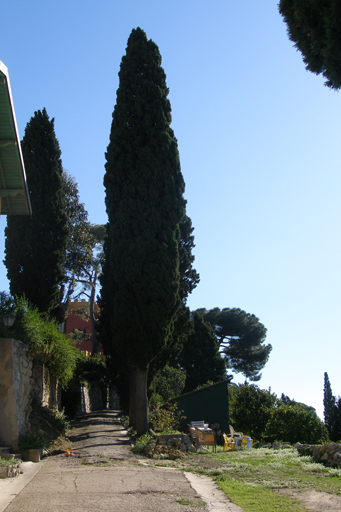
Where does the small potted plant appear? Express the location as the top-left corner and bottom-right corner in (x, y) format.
(18, 431), (48, 462)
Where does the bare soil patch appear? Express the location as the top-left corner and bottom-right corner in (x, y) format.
(278, 488), (341, 512)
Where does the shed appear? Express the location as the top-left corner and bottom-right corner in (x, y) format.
(172, 379), (231, 434)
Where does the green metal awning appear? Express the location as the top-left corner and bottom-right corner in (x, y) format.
(0, 61), (31, 215)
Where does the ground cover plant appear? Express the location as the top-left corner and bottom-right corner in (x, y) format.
(0, 457), (17, 466)
(143, 445), (341, 512)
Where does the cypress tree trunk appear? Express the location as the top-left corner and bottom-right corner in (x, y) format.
(129, 367), (148, 436)
(129, 367), (137, 429)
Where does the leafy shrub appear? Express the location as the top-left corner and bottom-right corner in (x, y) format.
(229, 383), (277, 440)
(51, 407), (70, 433)
(149, 365), (186, 403)
(263, 404), (329, 444)
(18, 431), (47, 450)
(149, 393), (164, 411)
(149, 402), (186, 434)
(132, 433), (154, 454)
(5, 296), (78, 386)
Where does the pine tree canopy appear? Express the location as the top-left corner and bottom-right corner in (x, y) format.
(4, 109), (68, 313)
(101, 28), (186, 371)
(197, 307), (271, 381)
(279, 0), (341, 89)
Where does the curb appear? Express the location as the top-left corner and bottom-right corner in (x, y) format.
(0, 459), (47, 512)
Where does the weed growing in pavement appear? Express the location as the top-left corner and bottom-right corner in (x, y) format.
(176, 497), (205, 508)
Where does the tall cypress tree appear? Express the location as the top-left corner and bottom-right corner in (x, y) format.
(323, 372), (335, 436)
(4, 109), (68, 313)
(101, 28), (186, 435)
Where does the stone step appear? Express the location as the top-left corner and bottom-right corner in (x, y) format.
(0, 447), (11, 455)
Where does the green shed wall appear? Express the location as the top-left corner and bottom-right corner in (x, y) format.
(173, 380), (230, 434)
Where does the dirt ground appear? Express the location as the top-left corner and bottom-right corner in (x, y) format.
(277, 488), (341, 512)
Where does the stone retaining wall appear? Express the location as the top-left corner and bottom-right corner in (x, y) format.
(0, 461), (22, 479)
(295, 442), (341, 467)
(12, 339), (33, 440)
(0, 339), (33, 450)
(30, 360), (61, 409)
(0, 338), (63, 451)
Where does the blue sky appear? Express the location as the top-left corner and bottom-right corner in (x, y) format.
(1, 0), (341, 418)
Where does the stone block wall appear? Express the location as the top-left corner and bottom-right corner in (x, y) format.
(0, 338), (33, 451)
(12, 339), (33, 440)
(30, 360), (61, 409)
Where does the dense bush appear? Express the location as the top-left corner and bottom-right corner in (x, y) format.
(263, 404), (329, 445)
(73, 353), (109, 386)
(229, 383), (277, 440)
(18, 431), (47, 450)
(149, 402), (185, 434)
(149, 365), (186, 403)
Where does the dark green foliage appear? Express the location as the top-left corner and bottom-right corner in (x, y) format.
(323, 373), (341, 441)
(51, 406), (70, 433)
(149, 364), (186, 403)
(0, 291), (15, 313)
(73, 354), (109, 386)
(18, 431), (47, 450)
(199, 308), (271, 381)
(264, 403), (329, 444)
(0, 291), (16, 337)
(280, 393), (292, 404)
(147, 215), (199, 384)
(229, 383), (277, 440)
(280, 393), (316, 413)
(178, 215), (200, 304)
(180, 312), (226, 393)
(101, 27), (186, 370)
(330, 397), (341, 442)
(324, 372), (335, 435)
(279, 0), (341, 89)
(4, 109), (68, 313)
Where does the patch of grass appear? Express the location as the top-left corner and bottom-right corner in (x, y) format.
(142, 445), (341, 511)
(0, 457), (16, 466)
(176, 498), (194, 506)
(217, 479), (307, 512)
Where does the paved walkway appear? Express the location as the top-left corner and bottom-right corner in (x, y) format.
(0, 410), (244, 512)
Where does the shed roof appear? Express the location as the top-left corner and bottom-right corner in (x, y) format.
(0, 61), (31, 215)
